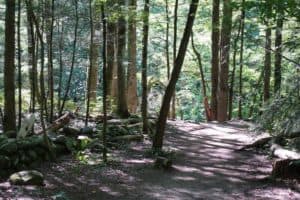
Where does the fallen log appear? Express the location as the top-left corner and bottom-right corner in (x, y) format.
(154, 156), (172, 169)
(110, 135), (144, 142)
(238, 136), (272, 151)
(37, 112), (73, 134)
(271, 143), (300, 159)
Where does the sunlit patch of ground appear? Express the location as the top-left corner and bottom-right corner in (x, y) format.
(1, 120), (300, 199)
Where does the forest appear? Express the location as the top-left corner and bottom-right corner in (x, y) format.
(0, 0), (300, 199)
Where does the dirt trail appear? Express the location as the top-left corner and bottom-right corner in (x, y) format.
(1, 121), (300, 200)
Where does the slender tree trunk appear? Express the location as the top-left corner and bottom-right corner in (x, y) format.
(274, 5), (283, 94)
(4, 0), (16, 133)
(58, 22), (64, 110)
(106, 5), (116, 106)
(18, 0), (22, 129)
(141, 0), (150, 134)
(153, 0), (199, 150)
(60, 0), (79, 115)
(86, 0), (94, 126)
(228, 17), (242, 120)
(165, 0), (170, 80)
(191, 31), (211, 121)
(127, 0), (138, 113)
(45, 0), (55, 122)
(101, 3), (108, 162)
(217, 0), (232, 122)
(116, 0), (130, 118)
(263, 27), (272, 102)
(211, 0), (220, 120)
(238, 0), (245, 119)
(27, 11), (35, 113)
(89, 7), (101, 101)
(171, 0), (179, 120)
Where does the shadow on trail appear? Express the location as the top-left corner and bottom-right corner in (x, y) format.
(1, 121), (299, 200)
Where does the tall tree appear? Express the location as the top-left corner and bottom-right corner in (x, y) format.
(217, 0), (233, 122)
(116, 0), (130, 118)
(171, 0), (179, 120)
(228, 17), (242, 120)
(86, 0), (94, 126)
(127, 0), (138, 113)
(141, 0), (150, 134)
(101, 3), (108, 162)
(17, 0), (22, 129)
(263, 0), (272, 102)
(211, 0), (220, 120)
(3, 0), (16, 133)
(165, 0), (171, 80)
(238, 0), (245, 119)
(274, 1), (283, 94)
(60, 0), (79, 115)
(153, 0), (199, 150)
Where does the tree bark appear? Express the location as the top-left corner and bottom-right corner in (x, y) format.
(229, 17), (242, 120)
(17, 0), (22, 130)
(217, 0), (232, 122)
(153, 0), (199, 150)
(263, 27), (272, 102)
(60, 0), (79, 115)
(116, 0), (130, 118)
(211, 0), (220, 120)
(141, 0), (150, 134)
(101, 3), (108, 162)
(238, 0), (245, 119)
(274, 4), (283, 94)
(3, 0), (16, 133)
(127, 0), (138, 113)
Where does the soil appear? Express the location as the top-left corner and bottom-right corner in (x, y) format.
(1, 121), (300, 200)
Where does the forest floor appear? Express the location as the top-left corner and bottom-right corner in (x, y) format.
(1, 120), (300, 200)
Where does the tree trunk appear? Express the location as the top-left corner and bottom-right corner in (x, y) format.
(274, 4), (283, 94)
(191, 31), (211, 121)
(60, 0), (79, 115)
(141, 0), (150, 134)
(171, 0), (179, 120)
(116, 0), (130, 118)
(263, 27), (272, 102)
(86, 0), (94, 126)
(17, 0), (22, 130)
(127, 0), (138, 113)
(101, 3), (108, 162)
(89, 7), (101, 101)
(217, 0), (232, 122)
(58, 22), (64, 110)
(165, 0), (171, 80)
(211, 0), (220, 121)
(46, 0), (55, 122)
(228, 17), (242, 120)
(238, 0), (245, 119)
(153, 0), (199, 150)
(3, 0), (16, 133)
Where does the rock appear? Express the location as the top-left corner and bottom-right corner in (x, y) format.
(0, 155), (11, 169)
(154, 156), (173, 169)
(63, 126), (80, 136)
(80, 127), (95, 135)
(0, 139), (18, 154)
(9, 170), (44, 186)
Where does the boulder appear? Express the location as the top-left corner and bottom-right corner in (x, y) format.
(9, 170), (44, 186)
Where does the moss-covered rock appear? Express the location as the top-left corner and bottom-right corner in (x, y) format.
(9, 170), (44, 186)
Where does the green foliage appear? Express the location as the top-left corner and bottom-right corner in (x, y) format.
(259, 73), (300, 135)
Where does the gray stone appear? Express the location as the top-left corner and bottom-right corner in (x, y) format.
(9, 170), (44, 186)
